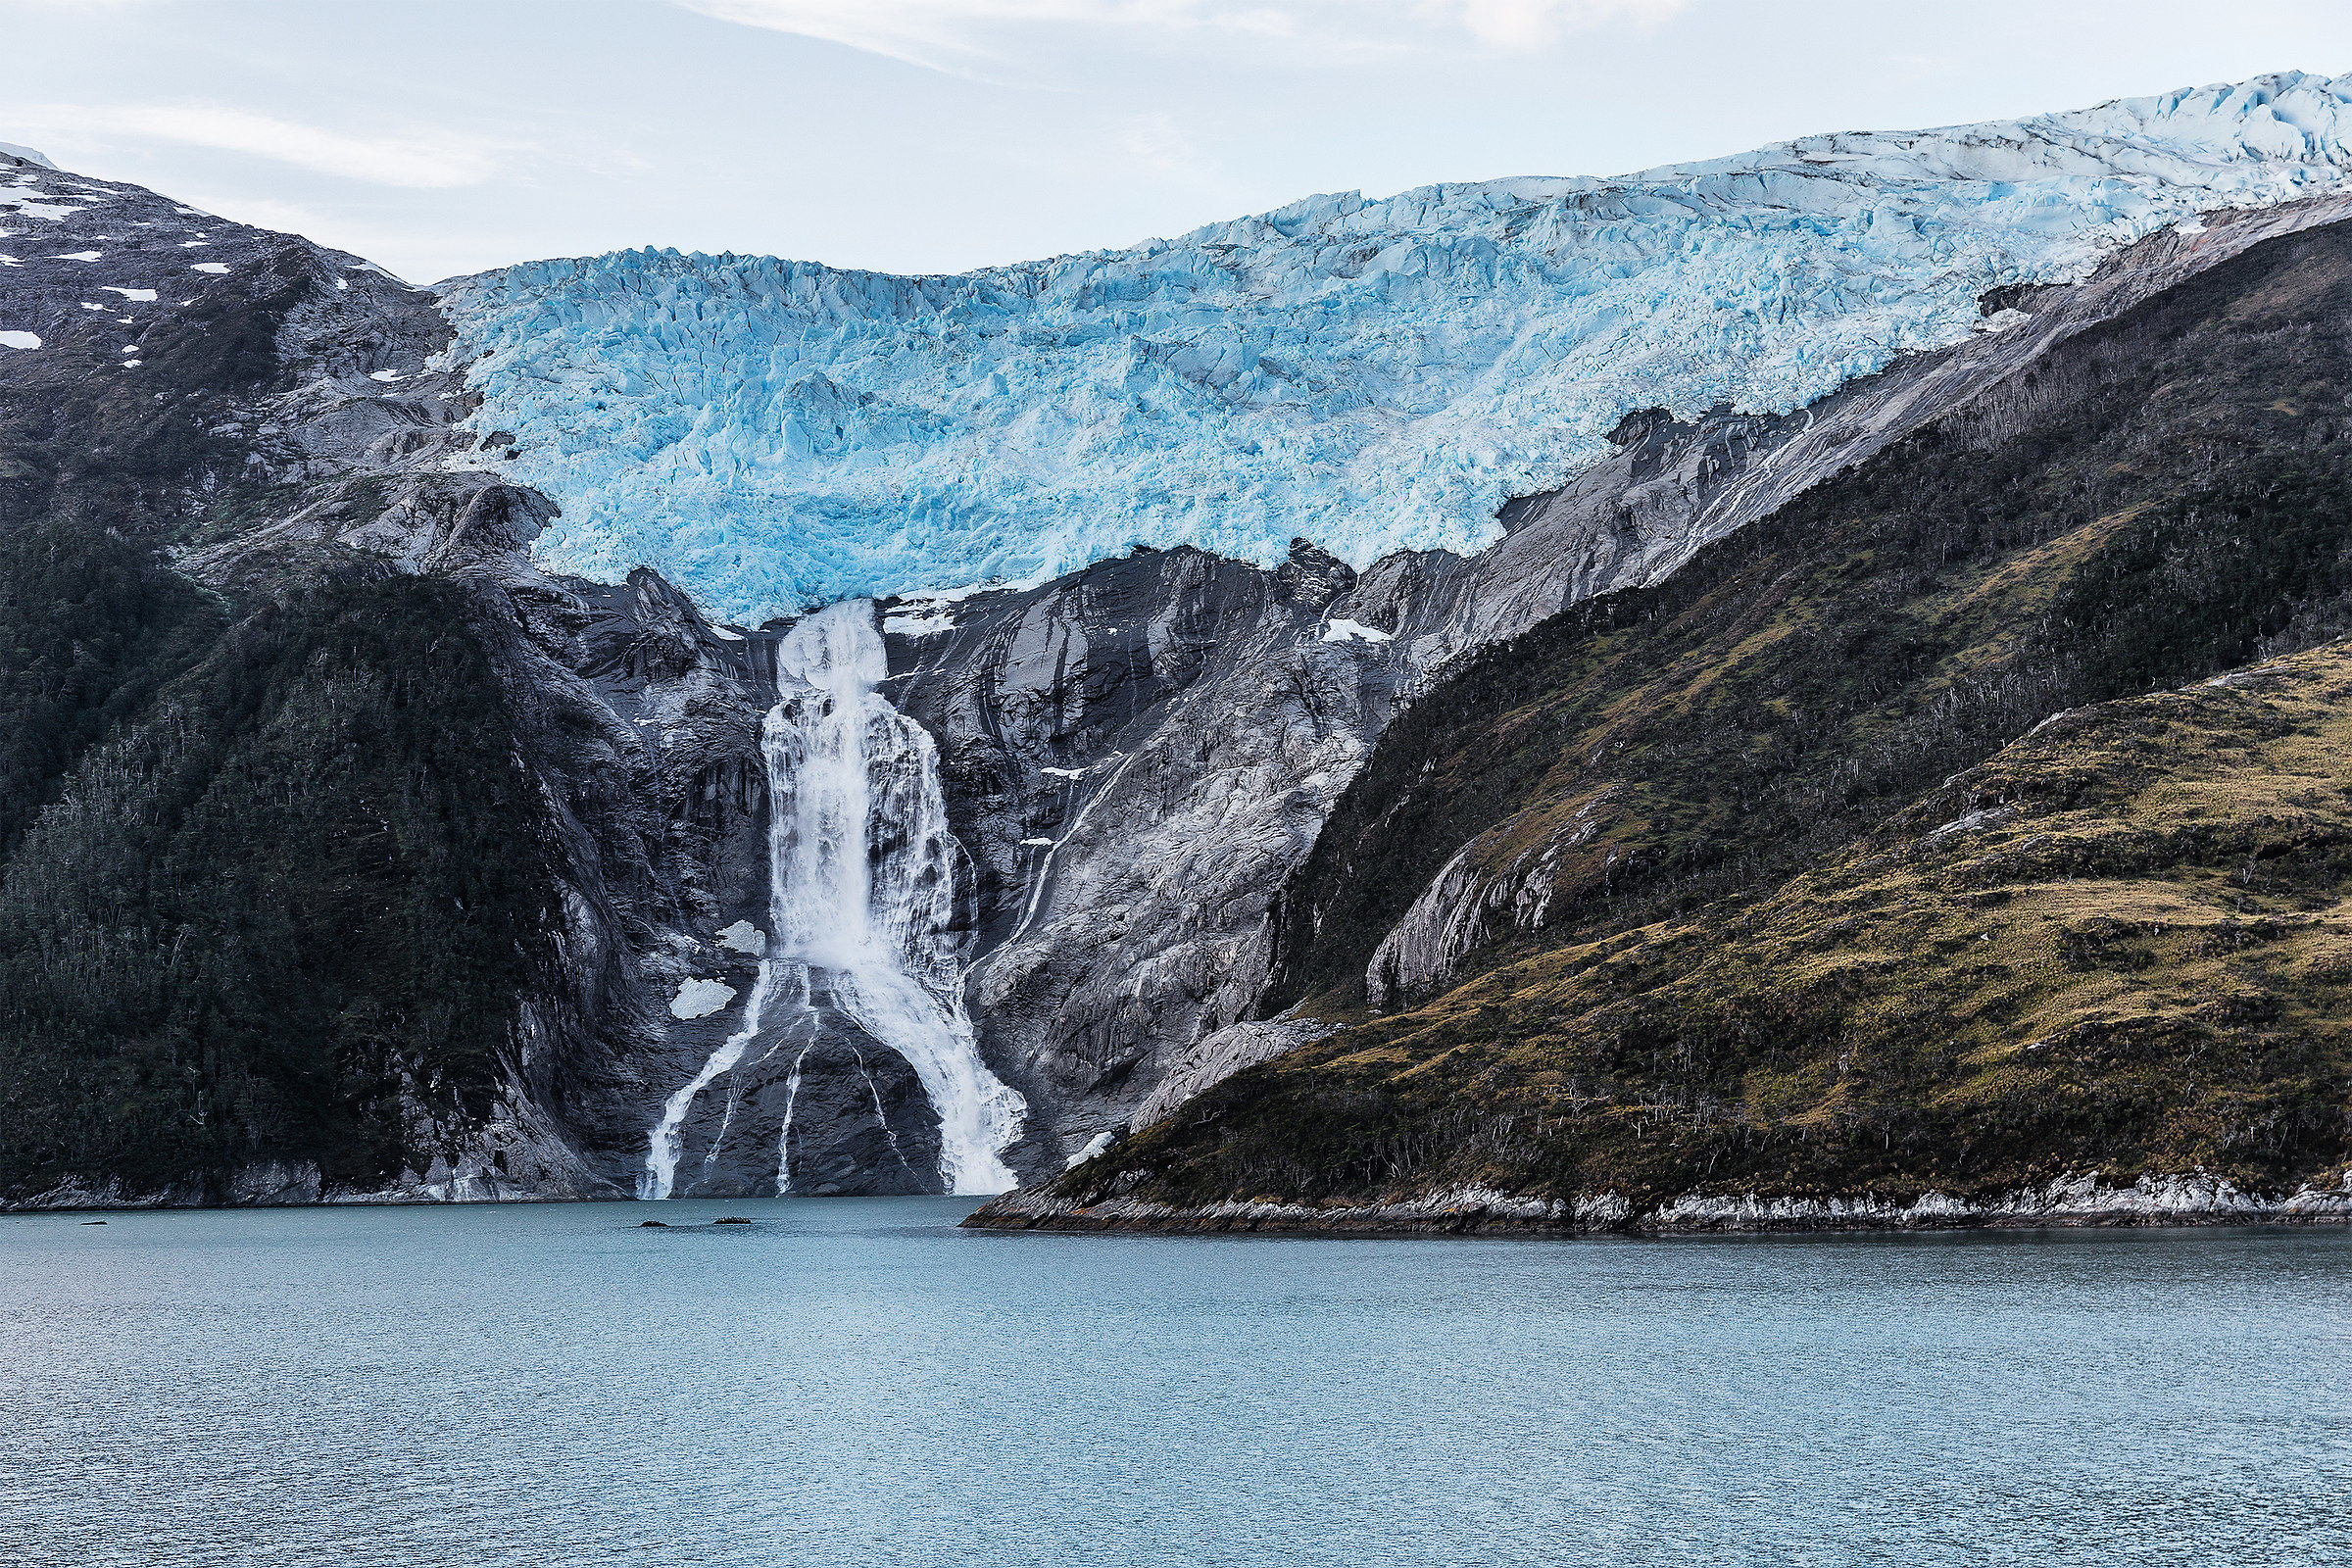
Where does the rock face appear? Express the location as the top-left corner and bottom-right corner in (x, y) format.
(878, 542), (1407, 1171)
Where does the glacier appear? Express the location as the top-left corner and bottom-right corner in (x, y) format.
(439, 72), (2352, 623)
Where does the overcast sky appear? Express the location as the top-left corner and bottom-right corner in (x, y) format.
(9, 0), (2352, 283)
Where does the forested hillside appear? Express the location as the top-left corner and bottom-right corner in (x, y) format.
(0, 193), (556, 1204)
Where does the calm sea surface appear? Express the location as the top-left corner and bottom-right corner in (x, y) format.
(2, 1199), (2347, 1566)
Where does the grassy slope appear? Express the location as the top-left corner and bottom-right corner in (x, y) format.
(1104, 644), (2352, 1211)
(1062, 221), (2352, 1216)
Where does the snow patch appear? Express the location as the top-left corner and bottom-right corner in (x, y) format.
(668, 977), (737, 1019)
(190, 262), (229, 275)
(7, 200), (87, 222)
(0, 142), (57, 170)
(54, 250), (101, 262)
(0, 330), (41, 350)
(881, 609), (955, 637)
(368, 368), (405, 382)
(1063, 1131), (1115, 1169)
(1321, 617), (1394, 644)
(99, 286), (157, 302)
(881, 579), (1018, 637)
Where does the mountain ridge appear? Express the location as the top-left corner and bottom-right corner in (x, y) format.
(10, 92), (2352, 1216)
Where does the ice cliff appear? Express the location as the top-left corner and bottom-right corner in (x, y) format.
(440, 72), (2352, 623)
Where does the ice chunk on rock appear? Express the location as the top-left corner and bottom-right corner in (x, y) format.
(1063, 1131), (1116, 1169)
(669, 978), (737, 1019)
(714, 920), (765, 956)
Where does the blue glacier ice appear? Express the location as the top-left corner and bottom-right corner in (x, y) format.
(439, 73), (2352, 623)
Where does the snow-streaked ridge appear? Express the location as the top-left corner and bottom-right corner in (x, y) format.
(442, 72), (2352, 623)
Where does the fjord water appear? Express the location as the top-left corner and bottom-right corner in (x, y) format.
(4, 1203), (2346, 1567)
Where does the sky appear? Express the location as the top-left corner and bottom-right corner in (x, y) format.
(7, 0), (2352, 284)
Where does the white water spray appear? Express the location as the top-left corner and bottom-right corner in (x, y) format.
(641, 600), (1024, 1199)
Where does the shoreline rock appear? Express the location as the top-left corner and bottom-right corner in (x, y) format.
(962, 1171), (2352, 1237)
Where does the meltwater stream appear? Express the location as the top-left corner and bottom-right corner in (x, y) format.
(641, 602), (1023, 1199)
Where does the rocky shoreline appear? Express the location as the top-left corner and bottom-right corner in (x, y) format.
(961, 1172), (2352, 1237)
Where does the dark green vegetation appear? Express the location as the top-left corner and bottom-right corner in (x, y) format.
(0, 251), (554, 1203)
(1063, 220), (2352, 1219)
(0, 521), (223, 861)
(0, 579), (553, 1197)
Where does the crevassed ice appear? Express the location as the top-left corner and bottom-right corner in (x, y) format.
(441, 72), (2352, 623)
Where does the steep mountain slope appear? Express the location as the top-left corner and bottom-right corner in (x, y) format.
(0, 150), (578, 1202)
(0, 149), (871, 1206)
(975, 215), (2352, 1231)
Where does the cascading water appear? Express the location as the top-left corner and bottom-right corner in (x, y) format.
(773, 1043), (812, 1195)
(640, 600), (1024, 1199)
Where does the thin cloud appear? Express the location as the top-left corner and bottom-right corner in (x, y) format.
(11, 104), (514, 189)
(1439, 0), (1688, 48)
(1117, 111), (1227, 190)
(675, 0), (1686, 75)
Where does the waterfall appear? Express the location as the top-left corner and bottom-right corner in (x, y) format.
(640, 600), (1025, 1198)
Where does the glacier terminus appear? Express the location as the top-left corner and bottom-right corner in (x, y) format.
(441, 73), (2352, 623)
